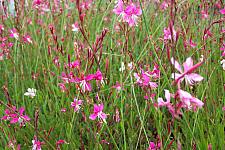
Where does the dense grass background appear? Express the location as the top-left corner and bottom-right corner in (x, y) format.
(0, 0), (224, 149)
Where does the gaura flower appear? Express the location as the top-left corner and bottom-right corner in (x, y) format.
(24, 88), (36, 98)
(171, 57), (203, 85)
(89, 103), (107, 122)
(71, 98), (83, 112)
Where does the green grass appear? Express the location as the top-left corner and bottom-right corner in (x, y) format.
(0, 1), (224, 149)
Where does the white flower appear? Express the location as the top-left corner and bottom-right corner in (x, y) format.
(221, 59), (225, 70)
(119, 62), (125, 72)
(24, 88), (36, 98)
(128, 62), (133, 70)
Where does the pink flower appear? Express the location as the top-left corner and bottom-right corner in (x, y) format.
(89, 103), (107, 121)
(71, 98), (83, 112)
(134, 69), (158, 89)
(178, 89), (204, 110)
(123, 3), (142, 27)
(113, 0), (142, 27)
(157, 90), (179, 117)
(157, 89), (171, 107)
(60, 108), (67, 112)
(56, 139), (68, 150)
(32, 136), (43, 150)
(23, 34), (33, 44)
(112, 81), (123, 91)
(220, 43), (225, 57)
(220, 7), (225, 15)
(113, 0), (124, 15)
(75, 75), (94, 92)
(9, 28), (19, 40)
(67, 60), (80, 69)
(201, 10), (208, 19)
(72, 22), (79, 32)
(2, 106), (30, 126)
(185, 39), (197, 48)
(10, 107), (31, 126)
(160, 1), (169, 10)
(164, 26), (177, 41)
(94, 70), (103, 81)
(147, 141), (161, 150)
(58, 83), (67, 92)
(171, 57), (204, 85)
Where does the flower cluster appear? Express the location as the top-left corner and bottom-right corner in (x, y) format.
(113, 0), (142, 27)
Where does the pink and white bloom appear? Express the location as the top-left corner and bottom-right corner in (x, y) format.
(134, 69), (158, 89)
(112, 81), (123, 91)
(9, 28), (19, 40)
(2, 106), (30, 126)
(178, 89), (204, 110)
(157, 89), (171, 107)
(171, 57), (204, 85)
(220, 43), (225, 57)
(185, 39), (197, 48)
(23, 34), (33, 44)
(201, 10), (209, 19)
(71, 98), (83, 112)
(164, 26), (177, 41)
(89, 103), (107, 122)
(113, 0), (142, 27)
(67, 60), (80, 69)
(32, 136), (43, 150)
(72, 22), (79, 32)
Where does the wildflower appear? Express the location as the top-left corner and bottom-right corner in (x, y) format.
(58, 83), (67, 92)
(221, 59), (225, 70)
(220, 43), (225, 57)
(2, 106), (31, 126)
(119, 62), (125, 72)
(56, 140), (68, 150)
(171, 57), (204, 85)
(134, 69), (158, 89)
(23, 34), (33, 44)
(160, 1), (169, 10)
(157, 89), (171, 107)
(178, 89), (204, 110)
(112, 81), (123, 92)
(1, 106), (17, 121)
(72, 22), (79, 32)
(71, 98), (83, 112)
(113, 0), (142, 27)
(123, 3), (142, 27)
(163, 26), (177, 41)
(9, 28), (19, 40)
(201, 10), (209, 19)
(147, 141), (161, 150)
(32, 136), (43, 150)
(128, 62), (133, 70)
(24, 88), (36, 98)
(75, 74), (94, 92)
(220, 7), (225, 15)
(60, 108), (67, 112)
(67, 60), (80, 69)
(89, 103), (107, 122)
(185, 39), (197, 48)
